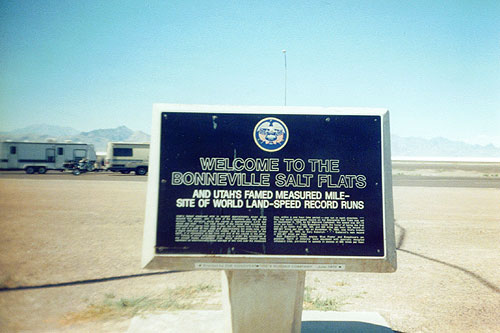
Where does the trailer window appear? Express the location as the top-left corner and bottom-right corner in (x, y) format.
(10, 146), (16, 154)
(58, 148), (64, 155)
(113, 148), (133, 157)
(74, 149), (86, 159)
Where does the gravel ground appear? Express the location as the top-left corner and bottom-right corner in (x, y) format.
(0, 174), (499, 332)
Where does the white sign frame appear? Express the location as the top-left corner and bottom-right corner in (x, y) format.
(142, 104), (396, 272)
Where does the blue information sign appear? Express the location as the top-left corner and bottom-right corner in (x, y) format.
(155, 112), (385, 257)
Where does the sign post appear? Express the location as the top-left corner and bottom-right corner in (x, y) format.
(143, 104), (396, 332)
(222, 270), (305, 333)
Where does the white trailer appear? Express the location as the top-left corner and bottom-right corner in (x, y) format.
(0, 141), (97, 174)
(105, 142), (149, 175)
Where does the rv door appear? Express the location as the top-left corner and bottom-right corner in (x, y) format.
(8, 145), (17, 169)
(46, 148), (55, 162)
(55, 146), (65, 168)
(46, 148), (56, 164)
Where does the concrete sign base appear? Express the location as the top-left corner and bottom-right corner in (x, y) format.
(221, 270), (305, 333)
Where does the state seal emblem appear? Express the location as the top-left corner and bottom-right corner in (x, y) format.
(253, 117), (289, 152)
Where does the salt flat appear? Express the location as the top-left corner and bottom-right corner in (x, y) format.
(0, 175), (498, 332)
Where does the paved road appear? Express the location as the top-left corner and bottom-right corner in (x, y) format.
(392, 175), (500, 188)
(1, 171), (499, 188)
(0, 170), (146, 181)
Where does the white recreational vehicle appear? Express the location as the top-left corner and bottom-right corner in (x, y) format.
(105, 142), (149, 175)
(0, 141), (97, 174)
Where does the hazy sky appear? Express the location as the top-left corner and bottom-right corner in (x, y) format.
(1, 1), (499, 146)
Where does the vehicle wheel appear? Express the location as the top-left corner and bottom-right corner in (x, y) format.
(120, 170), (130, 174)
(25, 167), (35, 174)
(136, 167), (147, 176)
(38, 167), (47, 174)
(73, 169), (81, 176)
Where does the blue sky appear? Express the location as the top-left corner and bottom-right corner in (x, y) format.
(1, 1), (499, 146)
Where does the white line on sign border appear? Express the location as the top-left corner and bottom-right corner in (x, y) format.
(194, 263), (346, 271)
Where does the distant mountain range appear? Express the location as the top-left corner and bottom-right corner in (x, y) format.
(5, 124), (80, 137)
(1, 125), (499, 158)
(0, 125), (150, 152)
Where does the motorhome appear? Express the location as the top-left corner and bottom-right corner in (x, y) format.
(105, 142), (149, 175)
(0, 141), (97, 174)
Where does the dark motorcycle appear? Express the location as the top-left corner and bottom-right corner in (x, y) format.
(64, 159), (95, 175)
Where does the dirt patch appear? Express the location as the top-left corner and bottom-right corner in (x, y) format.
(0, 176), (499, 332)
